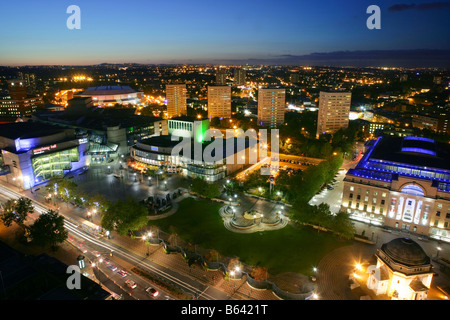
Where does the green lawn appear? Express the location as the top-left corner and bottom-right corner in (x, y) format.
(149, 197), (350, 275)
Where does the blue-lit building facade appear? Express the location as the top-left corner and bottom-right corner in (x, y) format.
(0, 122), (89, 190)
(341, 136), (450, 242)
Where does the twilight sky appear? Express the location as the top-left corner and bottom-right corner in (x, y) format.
(0, 0), (449, 66)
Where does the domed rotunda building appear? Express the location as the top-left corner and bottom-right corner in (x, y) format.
(367, 237), (434, 300)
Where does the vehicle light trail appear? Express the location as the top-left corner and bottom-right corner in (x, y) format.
(0, 184), (218, 300)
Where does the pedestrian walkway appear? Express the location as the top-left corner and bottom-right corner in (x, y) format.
(107, 232), (280, 300)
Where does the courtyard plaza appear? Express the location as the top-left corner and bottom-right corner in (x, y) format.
(5, 158), (449, 300)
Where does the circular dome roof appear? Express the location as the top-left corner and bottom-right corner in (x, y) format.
(381, 238), (430, 266)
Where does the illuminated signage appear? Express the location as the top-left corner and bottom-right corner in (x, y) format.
(32, 144), (57, 155)
(151, 146), (158, 151)
(78, 138), (88, 144)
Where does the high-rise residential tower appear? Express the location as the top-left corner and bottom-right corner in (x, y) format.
(316, 91), (352, 138)
(207, 85), (231, 119)
(166, 84), (187, 118)
(216, 69), (227, 85)
(234, 68), (246, 86)
(257, 86), (286, 128)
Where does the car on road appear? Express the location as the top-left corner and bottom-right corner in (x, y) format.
(117, 269), (128, 277)
(146, 287), (159, 297)
(126, 280), (137, 289)
(108, 264), (118, 272)
(92, 251), (101, 257)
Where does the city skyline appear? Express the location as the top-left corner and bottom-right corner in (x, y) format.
(1, 0), (449, 67)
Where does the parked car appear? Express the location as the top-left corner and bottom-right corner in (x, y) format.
(126, 280), (137, 289)
(146, 287), (159, 297)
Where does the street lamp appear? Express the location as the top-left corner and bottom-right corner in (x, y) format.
(143, 234), (150, 256)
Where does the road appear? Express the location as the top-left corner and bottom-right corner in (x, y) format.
(0, 183), (234, 301)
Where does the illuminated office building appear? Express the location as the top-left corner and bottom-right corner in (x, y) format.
(0, 80), (43, 118)
(341, 136), (450, 242)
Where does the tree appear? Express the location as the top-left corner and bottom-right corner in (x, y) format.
(168, 232), (179, 246)
(190, 178), (221, 199)
(205, 249), (220, 262)
(0, 197), (34, 228)
(101, 197), (148, 236)
(45, 177), (78, 202)
(89, 193), (110, 214)
(332, 211), (356, 240)
(227, 257), (242, 273)
(203, 182), (220, 199)
(251, 266), (268, 281)
(309, 203), (333, 229)
(29, 210), (68, 250)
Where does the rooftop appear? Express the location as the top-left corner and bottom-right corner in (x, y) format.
(169, 116), (201, 123)
(77, 85), (141, 96)
(0, 121), (64, 140)
(381, 237), (430, 267)
(362, 136), (450, 171)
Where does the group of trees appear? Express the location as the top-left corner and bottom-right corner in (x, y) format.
(0, 197), (68, 250)
(290, 203), (355, 240)
(46, 176), (150, 237)
(279, 112), (364, 159)
(45, 176), (110, 216)
(240, 152), (344, 205)
(100, 197), (149, 237)
(190, 178), (221, 199)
